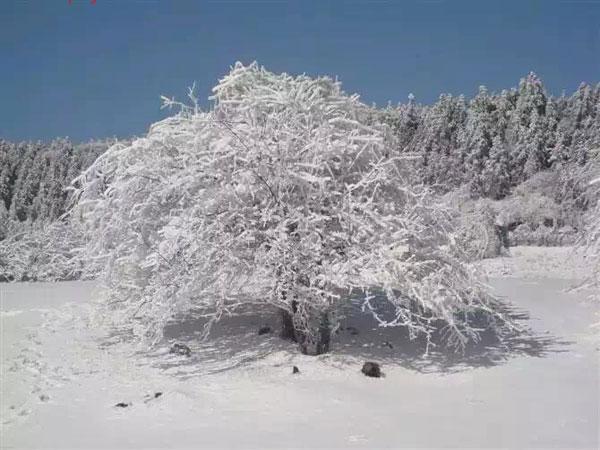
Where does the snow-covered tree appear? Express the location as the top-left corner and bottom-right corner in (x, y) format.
(377, 93), (423, 153)
(0, 138), (109, 281)
(409, 93), (467, 189)
(0, 202), (8, 242)
(0, 220), (91, 282)
(72, 62), (512, 355)
(580, 155), (600, 298)
(0, 138), (108, 225)
(463, 86), (498, 197)
(481, 135), (511, 199)
(377, 72), (598, 203)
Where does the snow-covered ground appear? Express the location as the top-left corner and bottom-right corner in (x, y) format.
(1, 247), (598, 449)
(477, 245), (594, 280)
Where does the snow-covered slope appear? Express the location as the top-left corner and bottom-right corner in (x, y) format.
(1, 259), (598, 449)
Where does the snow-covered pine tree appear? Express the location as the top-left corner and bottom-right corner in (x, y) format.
(463, 86), (497, 197)
(374, 72), (596, 201)
(507, 73), (549, 185)
(482, 135), (511, 199)
(72, 62), (512, 355)
(523, 112), (551, 178)
(377, 93), (423, 153)
(0, 201), (8, 242)
(0, 140), (16, 214)
(409, 93), (467, 189)
(9, 141), (39, 222)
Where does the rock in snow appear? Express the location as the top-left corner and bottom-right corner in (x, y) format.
(169, 343), (192, 357)
(361, 362), (382, 378)
(143, 392), (163, 404)
(258, 326), (272, 335)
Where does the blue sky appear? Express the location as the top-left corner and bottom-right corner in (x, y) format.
(1, 0), (599, 142)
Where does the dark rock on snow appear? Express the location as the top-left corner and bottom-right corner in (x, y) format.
(143, 392), (163, 403)
(292, 366), (300, 374)
(115, 402), (131, 408)
(361, 362), (382, 378)
(170, 343), (192, 357)
(258, 326), (272, 335)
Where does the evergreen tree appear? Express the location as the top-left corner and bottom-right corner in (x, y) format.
(482, 135), (511, 199)
(410, 93), (467, 188)
(463, 86), (497, 196)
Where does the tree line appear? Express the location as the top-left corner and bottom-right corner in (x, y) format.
(0, 139), (111, 233)
(1, 73), (598, 230)
(377, 73), (599, 199)
(0, 72), (598, 285)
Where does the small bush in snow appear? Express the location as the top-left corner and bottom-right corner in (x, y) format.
(453, 200), (505, 260)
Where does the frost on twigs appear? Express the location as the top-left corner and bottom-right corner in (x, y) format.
(71, 62), (517, 354)
(0, 220), (98, 282)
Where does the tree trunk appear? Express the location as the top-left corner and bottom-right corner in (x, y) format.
(280, 303), (332, 355)
(277, 271), (332, 355)
(280, 309), (297, 342)
(279, 286), (299, 342)
(298, 311), (331, 356)
(495, 224), (509, 249)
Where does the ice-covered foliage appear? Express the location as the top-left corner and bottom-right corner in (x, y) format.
(456, 201), (505, 260)
(442, 188), (505, 260)
(380, 75), (600, 198)
(0, 138), (109, 281)
(0, 220), (95, 282)
(72, 62), (514, 353)
(0, 138), (110, 223)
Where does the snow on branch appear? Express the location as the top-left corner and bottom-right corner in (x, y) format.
(71, 62), (515, 351)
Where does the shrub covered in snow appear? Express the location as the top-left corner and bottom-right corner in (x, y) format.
(445, 177), (583, 253)
(0, 220), (95, 282)
(443, 188), (506, 260)
(453, 200), (505, 260)
(0, 138), (111, 282)
(72, 62), (516, 354)
(508, 223), (578, 247)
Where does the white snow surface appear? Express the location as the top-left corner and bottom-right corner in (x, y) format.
(476, 245), (593, 280)
(1, 247), (599, 449)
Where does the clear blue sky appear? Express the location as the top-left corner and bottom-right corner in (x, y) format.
(1, 0), (599, 142)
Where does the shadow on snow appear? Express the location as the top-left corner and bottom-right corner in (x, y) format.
(144, 294), (570, 378)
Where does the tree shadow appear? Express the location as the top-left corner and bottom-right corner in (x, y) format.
(146, 307), (295, 378)
(140, 298), (570, 378)
(329, 299), (571, 374)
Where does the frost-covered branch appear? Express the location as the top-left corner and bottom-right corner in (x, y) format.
(71, 62), (515, 353)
